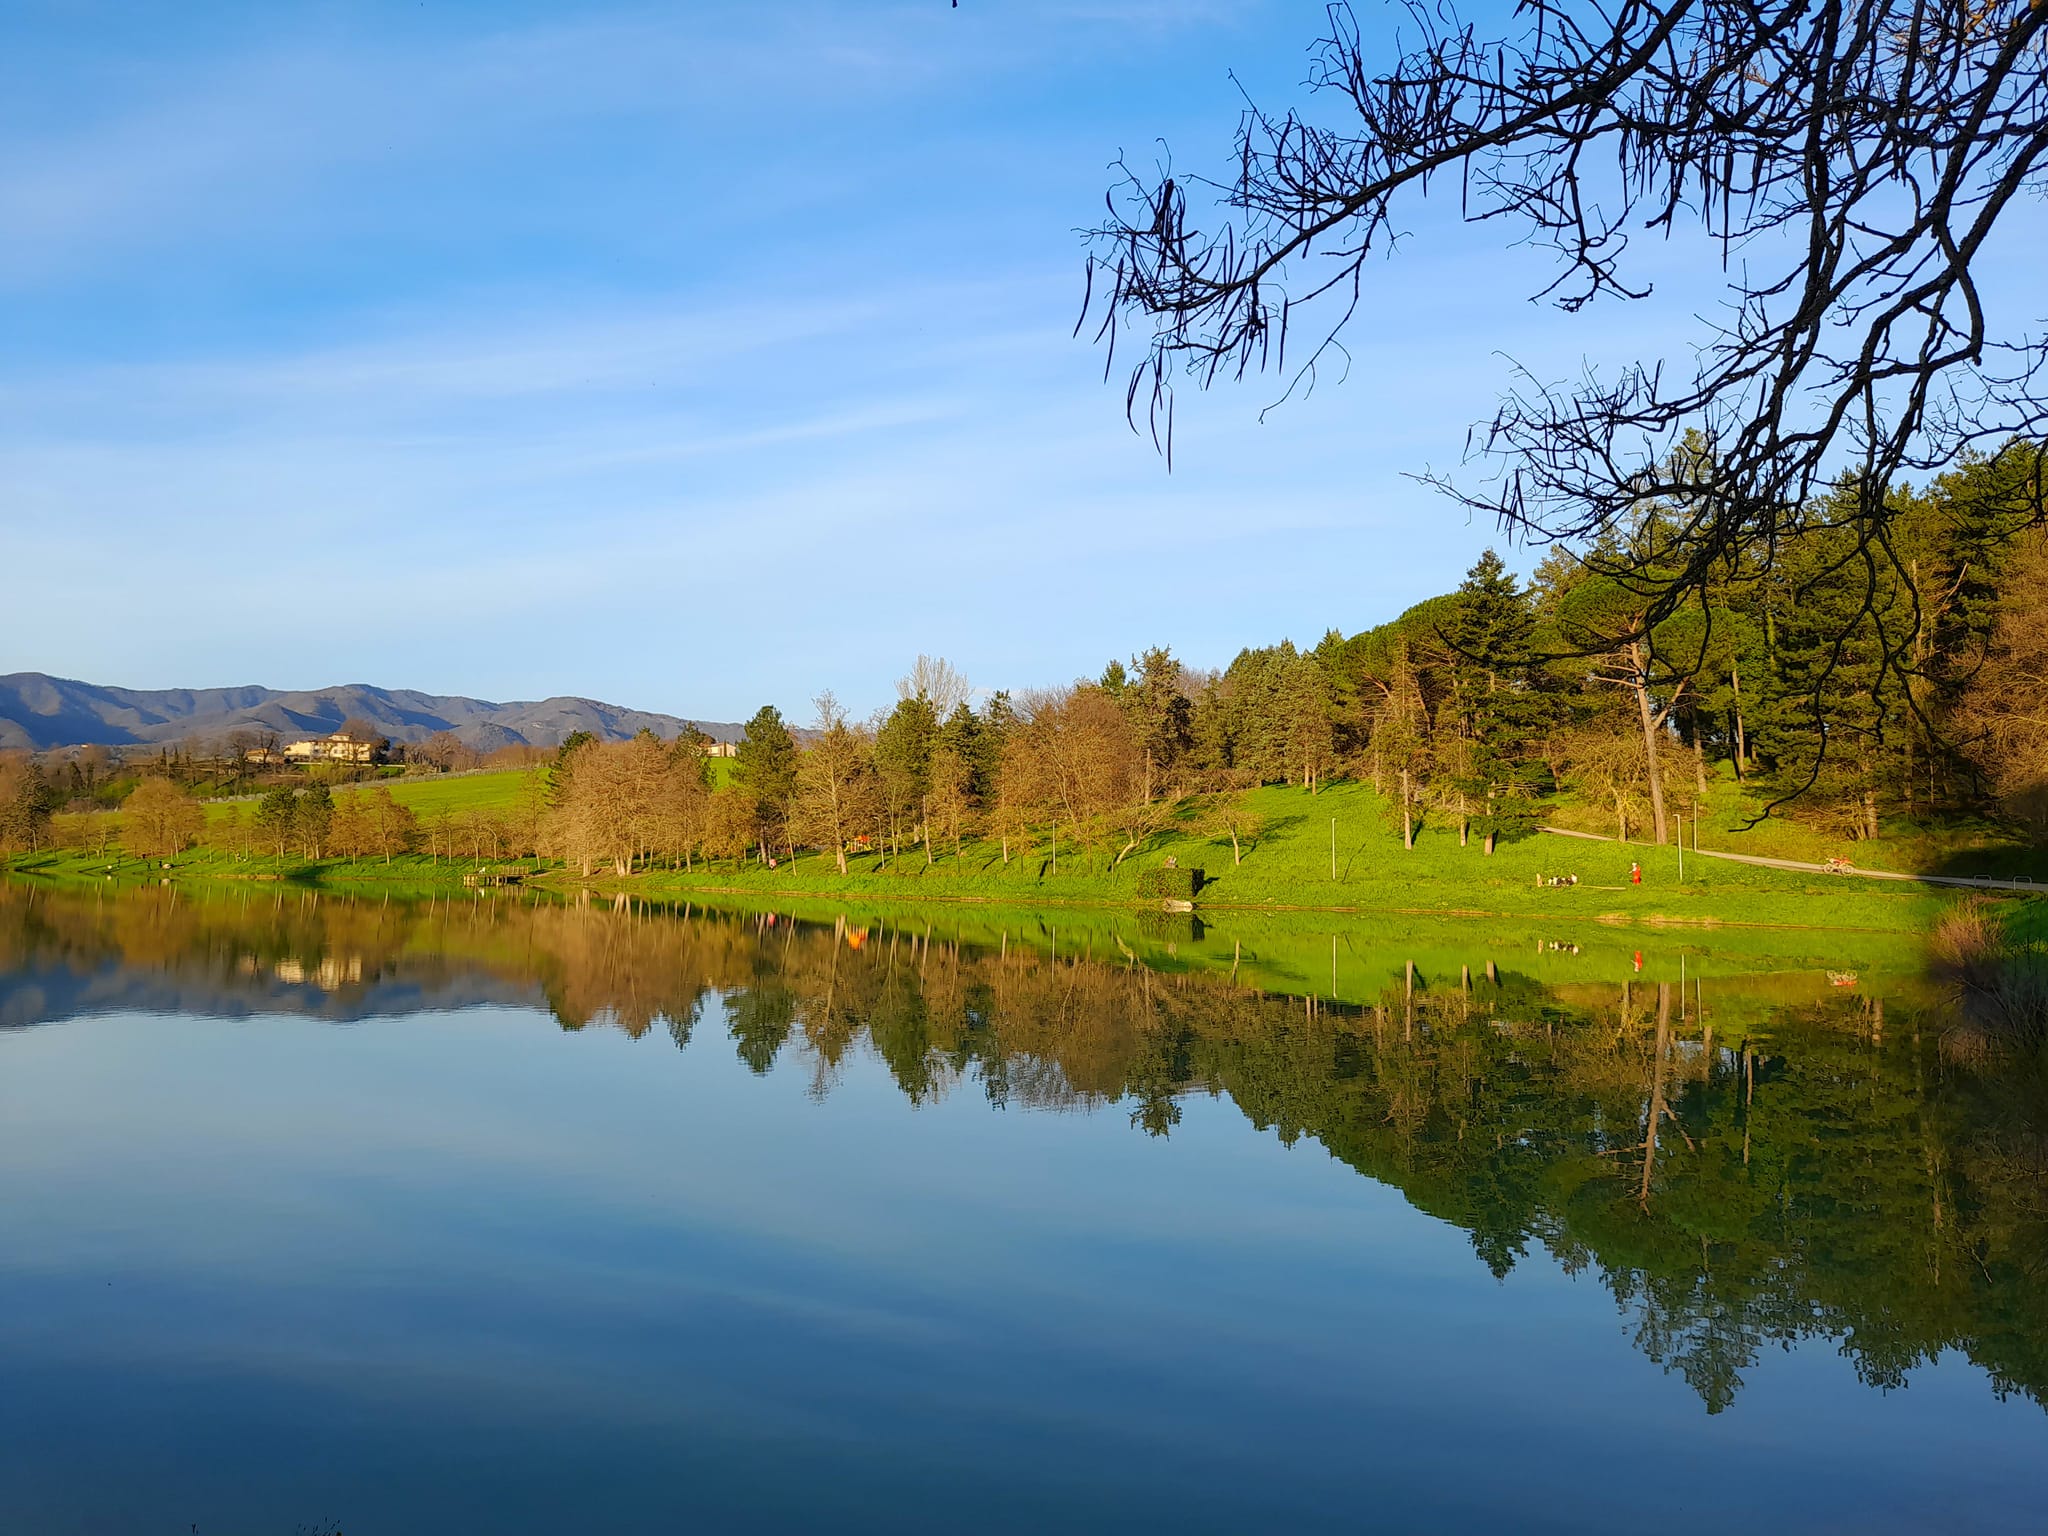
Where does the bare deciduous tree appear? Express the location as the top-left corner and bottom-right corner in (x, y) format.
(928, 742), (973, 858)
(796, 693), (879, 874)
(1198, 793), (1266, 866)
(1006, 686), (1146, 865)
(330, 797), (373, 858)
(1085, 0), (2048, 657)
(898, 655), (973, 719)
(121, 777), (204, 860)
(361, 788), (420, 863)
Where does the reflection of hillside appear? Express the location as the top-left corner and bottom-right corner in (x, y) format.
(0, 885), (548, 1024)
(2, 882), (2044, 1415)
(0, 958), (537, 1028)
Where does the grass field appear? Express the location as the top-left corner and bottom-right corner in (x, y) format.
(622, 778), (1982, 933)
(1545, 766), (2037, 880)
(25, 769), (2042, 935)
(194, 762), (734, 826)
(195, 767), (547, 829)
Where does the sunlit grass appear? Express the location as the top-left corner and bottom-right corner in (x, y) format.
(631, 779), (1961, 932)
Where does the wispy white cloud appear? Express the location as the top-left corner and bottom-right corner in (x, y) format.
(0, 12), (919, 280)
(18, 0), (1979, 716)
(0, 293), (891, 418)
(0, 255), (1469, 711)
(0, 1), (1261, 283)
(0, 223), (1664, 710)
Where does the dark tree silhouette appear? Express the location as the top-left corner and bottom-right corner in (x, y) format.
(1083, 0), (2047, 625)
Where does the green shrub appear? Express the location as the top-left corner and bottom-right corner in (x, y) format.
(1135, 866), (1203, 902)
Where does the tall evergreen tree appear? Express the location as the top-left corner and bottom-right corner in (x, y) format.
(733, 706), (799, 860)
(1444, 551), (1553, 851)
(1127, 646), (1194, 801)
(874, 693), (939, 862)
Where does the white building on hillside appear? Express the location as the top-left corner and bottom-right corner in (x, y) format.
(284, 731), (380, 765)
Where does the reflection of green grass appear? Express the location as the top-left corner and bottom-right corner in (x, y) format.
(579, 890), (1937, 1023)
(0, 860), (1936, 1024)
(629, 780), (1967, 933)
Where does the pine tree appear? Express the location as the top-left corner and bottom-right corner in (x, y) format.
(733, 706), (799, 860)
(1127, 646), (1194, 800)
(874, 694), (939, 862)
(1444, 550), (1553, 851)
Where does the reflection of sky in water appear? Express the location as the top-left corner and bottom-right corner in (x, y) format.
(1, 1001), (2043, 1535)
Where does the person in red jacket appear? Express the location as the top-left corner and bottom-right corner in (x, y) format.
(1630, 861), (1642, 885)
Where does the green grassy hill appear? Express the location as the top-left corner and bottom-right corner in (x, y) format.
(25, 771), (2036, 935)
(196, 760), (732, 829)
(192, 767), (545, 830)
(630, 779), (1966, 932)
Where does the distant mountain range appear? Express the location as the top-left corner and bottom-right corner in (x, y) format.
(0, 673), (742, 754)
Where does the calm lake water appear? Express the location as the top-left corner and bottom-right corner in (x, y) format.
(2, 882), (2045, 1534)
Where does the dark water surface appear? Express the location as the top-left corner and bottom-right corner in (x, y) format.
(2, 882), (2045, 1534)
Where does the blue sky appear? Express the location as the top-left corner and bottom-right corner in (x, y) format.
(2, 2), (2038, 724)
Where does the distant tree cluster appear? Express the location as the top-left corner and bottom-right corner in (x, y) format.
(121, 778), (206, 859)
(12, 450), (2047, 877)
(547, 728), (725, 876)
(622, 453), (2039, 869)
(1317, 450), (2048, 847)
(19, 725), (545, 829)
(0, 758), (59, 859)
(407, 471), (2035, 879)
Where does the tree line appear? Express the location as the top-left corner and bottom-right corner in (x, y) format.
(541, 446), (2048, 876)
(0, 719), (545, 859)
(6, 449), (2042, 872)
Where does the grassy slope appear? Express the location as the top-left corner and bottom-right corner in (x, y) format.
(32, 771), (2037, 933)
(199, 767), (546, 828)
(629, 779), (1958, 931)
(38, 768), (551, 891)
(193, 761), (734, 827)
(1547, 766), (2036, 879)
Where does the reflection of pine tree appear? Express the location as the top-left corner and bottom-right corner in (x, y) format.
(665, 1002), (700, 1054)
(1127, 1018), (1195, 1137)
(867, 961), (941, 1104)
(725, 983), (796, 1075)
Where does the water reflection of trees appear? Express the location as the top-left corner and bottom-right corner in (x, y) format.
(4, 882), (2046, 1415)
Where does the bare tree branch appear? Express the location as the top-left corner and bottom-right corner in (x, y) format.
(1084, 0), (2048, 621)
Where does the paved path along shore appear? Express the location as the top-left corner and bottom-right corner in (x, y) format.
(1537, 825), (2041, 892)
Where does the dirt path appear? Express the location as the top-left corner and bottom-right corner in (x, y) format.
(1537, 825), (2040, 892)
